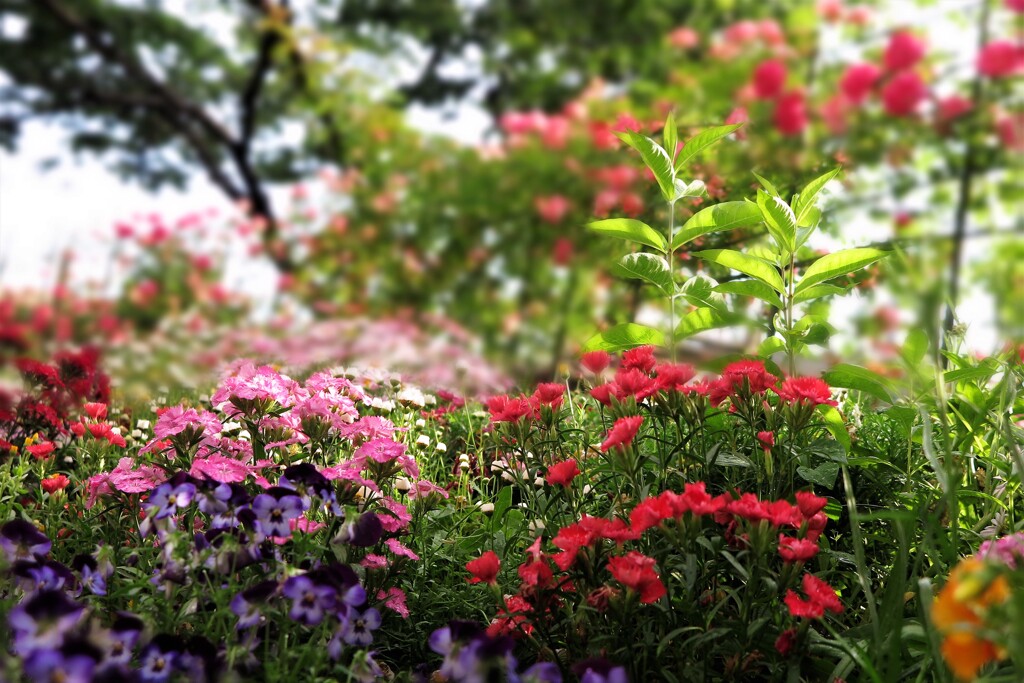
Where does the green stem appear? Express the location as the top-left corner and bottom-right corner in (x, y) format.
(668, 199), (677, 362)
(786, 252), (796, 376)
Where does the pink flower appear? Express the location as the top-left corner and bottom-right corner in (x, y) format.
(150, 406), (222, 445)
(996, 111), (1024, 152)
(385, 537), (420, 560)
(881, 71), (927, 117)
(601, 416), (644, 452)
(725, 107), (749, 138)
(774, 91), (808, 136)
(189, 455), (251, 483)
(26, 442), (55, 460)
(291, 517), (326, 534)
(758, 20), (785, 45)
(668, 27), (699, 49)
(534, 195), (572, 224)
(377, 587), (410, 618)
(621, 345), (657, 373)
(361, 554), (389, 569)
(936, 96), (973, 125)
(839, 63), (881, 104)
(753, 59), (788, 99)
(757, 431), (776, 451)
(725, 20), (759, 44)
(580, 350), (611, 374)
(378, 498), (412, 532)
(355, 438), (407, 464)
(1008, 0), (1024, 12)
(83, 402), (108, 420)
(817, 0), (844, 22)
(978, 40), (1023, 78)
(883, 31), (926, 72)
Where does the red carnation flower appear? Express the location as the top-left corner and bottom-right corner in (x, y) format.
(466, 550), (501, 585)
(881, 70), (927, 117)
(84, 402), (108, 420)
(775, 377), (837, 406)
(612, 368), (658, 401)
(795, 491), (828, 518)
(546, 459), (580, 488)
(654, 363), (696, 392)
(41, 474), (70, 494)
(839, 63), (881, 104)
(590, 383), (615, 406)
(779, 535), (820, 563)
(629, 495), (674, 534)
(621, 345), (657, 373)
(721, 360), (778, 395)
(531, 382), (565, 408)
(774, 90), (808, 136)
(26, 442), (56, 460)
(757, 431), (775, 451)
(600, 415), (644, 452)
(978, 40), (1023, 78)
(752, 59), (787, 99)
(580, 350), (611, 374)
(802, 573), (843, 613)
(552, 522), (600, 570)
(775, 627), (798, 656)
(607, 551), (666, 604)
(486, 395), (535, 423)
(883, 30), (926, 72)
(784, 590), (825, 619)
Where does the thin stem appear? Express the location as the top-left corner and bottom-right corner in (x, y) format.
(787, 252), (796, 376)
(668, 200), (677, 363)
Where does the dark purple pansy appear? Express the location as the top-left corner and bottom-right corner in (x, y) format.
(146, 482), (197, 520)
(71, 555), (106, 596)
(230, 580), (278, 630)
(14, 559), (73, 592)
(252, 489), (304, 538)
(138, 634), (184, 683)
(282, 575), (336, 626)
(8, 589), (84, 654)
(573, 658), (629, 683)
(1, 519), (52, 562)
(23, 647), (97, 683)
(340, 607), (381, 647)
(105, 613), (144, 665)
(335, 512), (383, 547)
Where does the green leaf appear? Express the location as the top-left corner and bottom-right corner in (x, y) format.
(674, 124), (741, 172)
(662, 114), (678, 166)
(944, 365), (998, 385)
(758, 336), (786, 357)
(797, 462), (841, 489)
(818, 405), (851, 453)
(751, 172), (779, 196)
(586, 218), (667, 252)
(693, 249), (786, 294)
(616, 131), (676, 203)
(822, 364), (894, 404)
(802, 322), (832, 346)
(793, 167), (841, 228)
(714, 280), (784, 309)
(793, 284), (848, 304)
(673, 178), (706, 200)
(671, 201), (763, 251)
(757, 190), (796, 254)
(678, 274), (727, 312)
(901, 329), (929, 367)
(709, 451), (754, 468)
(676, 307), (741, 339)
(581, 323), (665, 353)
(795, 248), (888, 294)
(609, 253), (673, 295)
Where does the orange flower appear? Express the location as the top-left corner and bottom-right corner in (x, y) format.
(932, 558), (1010, 680)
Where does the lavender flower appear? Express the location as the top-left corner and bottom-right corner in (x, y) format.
(252, 489), (305, 539)
(146, 482), (197, 520)
(339, 607), (381, 647)
(282, 575), (336, 626)
(231, 580), (278, 630)
(1, 519), (52, 562)
(23, 648), (97, 683)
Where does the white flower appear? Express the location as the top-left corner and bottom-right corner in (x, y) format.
(415, 434), (431, 447)
(415, 418), (427, 428)
(135, 419), (151, 430)
(477, 502), (495, 515)
(397, 387), (426, 407)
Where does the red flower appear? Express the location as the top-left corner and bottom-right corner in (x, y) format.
(795, 491), (828, 518)
(883, 31), (926, 72)
(978, 40), (1023, 78)
(764, 500), (802, 527)
(802, 573), (843, 613)
(1009, 0), (1024, 13)
(546, 459), (580, 488)
(41, 474), (70, 494)
(757, 431), (775, 451)
(612, 368), (657, 401)
(487, 594), (533, 638)
(779, 535), (820, 563)
(466, 550), (501, 585)
(586, 585), (620, 612)
(728, 492), (770, 523)
(534, 195), (571, 224)
(552, 522), (599, 570)
(881, 71), (927, 117)
(518, 558), (554, 590)
(607, 551), (666, 604)
(590, 383), (615, 406)
(654, 363), (696, 392)
(721, 360), (778, 395)
(531, 383), (565, 408)
(629, 495), (674, 534)
(775, 627), (798, 656)
(26, 442), (55, 460)
(775, 377), (837, 406)
(752, 59), (787, 99)
(83, 402), (108, 420)
(785, 590), (825, 619)
(600, 415), (644, 452)
(581, 350), (611, 374)
(486, 395), (535, 423)
(621, 345), (657, 373)
(786, 573), (843, 619)
(773, 90), (808, 136)
(839, 63), (881, 104)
